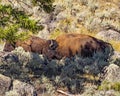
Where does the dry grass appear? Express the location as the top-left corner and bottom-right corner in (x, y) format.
(53, 0), (120, 32)
(109, 41), (120, 52)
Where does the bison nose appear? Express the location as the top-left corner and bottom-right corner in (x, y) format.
(49, 45), (57, 50)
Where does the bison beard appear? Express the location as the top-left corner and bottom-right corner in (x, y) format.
(53, 34), (114, 59)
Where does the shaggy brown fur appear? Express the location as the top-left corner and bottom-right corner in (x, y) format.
(54, 33), (113, 59)
(3, 36), (58, 59)
(3, 34), (113, 60)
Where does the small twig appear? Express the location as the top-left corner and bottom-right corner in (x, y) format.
(57, 89), (73, 96)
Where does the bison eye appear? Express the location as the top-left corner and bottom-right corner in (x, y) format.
(50, 45), (56, 50)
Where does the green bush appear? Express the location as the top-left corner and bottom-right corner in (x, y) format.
(0, 4), (43, 43)
(0, 46), (112, 94)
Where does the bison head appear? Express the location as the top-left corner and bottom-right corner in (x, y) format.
(47, 39), (58, 50)
(42, 39), (59, 60)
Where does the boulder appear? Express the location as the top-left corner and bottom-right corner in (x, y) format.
(103, 64), (120, 82)
(13, 80), (36, 96)
(0, 51), (19, 64)
(0, 74), (11, 95)
(113, 51), (120, 58)
(96, 29), (120, 41)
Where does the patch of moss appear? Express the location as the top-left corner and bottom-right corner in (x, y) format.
(99, 81), (120, 91)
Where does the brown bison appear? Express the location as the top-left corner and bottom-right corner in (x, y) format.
(52, 33), (114, 59)
(3, 36), (58, 59)
(3, 34), (114, 60)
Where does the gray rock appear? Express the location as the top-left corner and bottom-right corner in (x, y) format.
(0, 51), (19, 64)
(37, 25), (50, 39)
(13, 80), (36, 96)
(113, 51), (120, 58)
(93, 90), (120, 96)
(96, 29), (120, 41)
(5, 90), (21, 96)
(0, 74), (11, 95)
(103, 64), (120, 82)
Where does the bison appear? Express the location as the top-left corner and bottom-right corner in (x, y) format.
(3, 36), (58, 59)
(3, 34), (114, 60)
(52, 33), (114, 59)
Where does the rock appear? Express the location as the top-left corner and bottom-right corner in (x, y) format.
(0, 74), (11, 95)
(93, 90), (119, 96)
(13, 80), (36, 96)
(103, 64), (120, 82)
(112, 51), (120, 58)
(5, 90), (21, 96)
(96, 29), (120, 41)
(0, 51), (19, 64)
(37, 24), (50, 39)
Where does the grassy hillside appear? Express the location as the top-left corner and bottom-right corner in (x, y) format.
(0, 0), (120, 96)
(52, 0), (120, 32)
(50, 0), (120, 51)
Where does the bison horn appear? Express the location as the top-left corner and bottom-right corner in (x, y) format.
(49, 40), (54, 47)
(48, 40), (58, 50)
